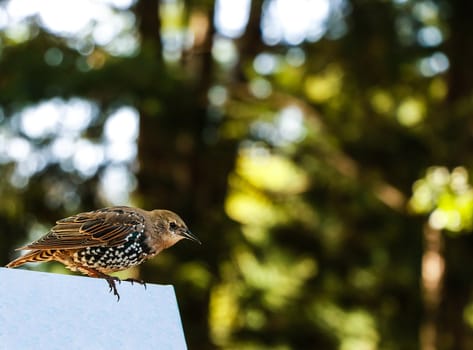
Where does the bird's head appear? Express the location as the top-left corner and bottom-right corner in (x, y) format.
(150, 209), (201, 248)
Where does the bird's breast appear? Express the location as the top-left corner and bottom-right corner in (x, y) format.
(72, 230), (153, 271)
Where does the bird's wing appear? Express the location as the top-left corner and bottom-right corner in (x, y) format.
(18, 207), (145, 250)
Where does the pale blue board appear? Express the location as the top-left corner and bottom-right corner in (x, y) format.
(0, 267), (187, 350)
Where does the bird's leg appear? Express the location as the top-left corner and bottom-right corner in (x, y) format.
(123, 278), (147, 290)
(103, 275), (122, 301)
(79, 266), (122, 301)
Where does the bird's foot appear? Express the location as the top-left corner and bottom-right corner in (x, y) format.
(104, 275), (122, 301)
(123, 278), (147, 290)
(79, 266), (123, 301)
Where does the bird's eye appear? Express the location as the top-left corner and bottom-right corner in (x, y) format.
(169, 222), (178, 230)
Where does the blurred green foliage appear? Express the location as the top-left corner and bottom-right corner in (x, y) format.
(1, 0), (473, 349)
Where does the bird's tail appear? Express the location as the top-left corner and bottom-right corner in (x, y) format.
(5, 250), (56, 268)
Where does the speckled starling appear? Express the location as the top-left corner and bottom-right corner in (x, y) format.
(6, 206), (200, 300)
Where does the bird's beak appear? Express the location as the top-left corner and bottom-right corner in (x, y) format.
(179, 229), (201, 244)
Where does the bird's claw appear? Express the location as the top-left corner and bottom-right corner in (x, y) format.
(124, 278), (147, 290)
(104, 275), (122, 301)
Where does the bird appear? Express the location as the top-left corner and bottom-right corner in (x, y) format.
(6, 206), (200, 300)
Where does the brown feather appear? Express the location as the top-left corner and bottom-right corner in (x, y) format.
(17, 207), (145, 251)
(6, 249), (57, 268)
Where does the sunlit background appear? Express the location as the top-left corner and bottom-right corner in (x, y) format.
(1, 0), (471, 349)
